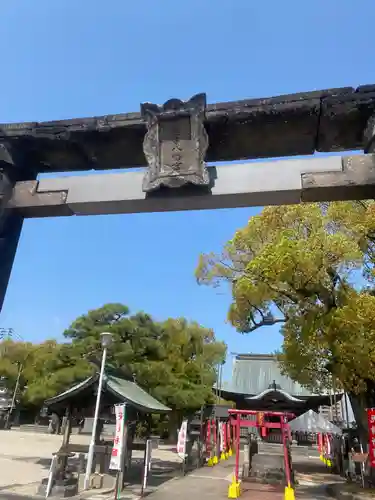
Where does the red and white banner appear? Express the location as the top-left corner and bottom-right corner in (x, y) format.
(109, 403), (126, 470)
(177, 420), (188, 459)
(206, 420), (211, 454)
(317, 433), (323, 454)
(367, 408), (375, 467)
(212, 419), (217, 446)
(223, 422), (227, 451)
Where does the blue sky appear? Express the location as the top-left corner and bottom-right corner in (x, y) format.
(1, 0), (374, 380)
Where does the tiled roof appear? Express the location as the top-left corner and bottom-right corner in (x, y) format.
(106, 374), (171, 413)
(229, 354), (313, 396)
(45, 372), (171, 413)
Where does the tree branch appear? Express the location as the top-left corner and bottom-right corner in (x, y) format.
(246, 317), (286, 333)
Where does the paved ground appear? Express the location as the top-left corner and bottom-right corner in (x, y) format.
(0, 430), (344, 500)
(143, 458), (234, 500)
(0, 429), (181, 498)
(143, 457), (336, 500)
(143, 444), (345, 500)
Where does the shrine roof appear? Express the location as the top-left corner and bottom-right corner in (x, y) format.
(44, 372), (171, 414)
(106, 374), (171, 413)
(231, 354), (313, 397)
(1, 84), (375, 173)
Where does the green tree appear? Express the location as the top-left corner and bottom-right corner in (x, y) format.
(0, 339), (33, 400)
(23, 341), (92, 404)
(0, 338), (91, 405)
(196, 202), (375, 439)
(64, 304), (227, 432)
(0, 303), (226, 434)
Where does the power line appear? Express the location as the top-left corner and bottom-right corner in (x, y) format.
(0, 328), (15, 340)
(0, 328), (23, 341)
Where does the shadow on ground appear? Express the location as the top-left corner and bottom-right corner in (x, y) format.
(9, 456), (52, 469)
(123, 458), (185, 497)
(293, 459), (331, 475)
(296, 484), (331, 499)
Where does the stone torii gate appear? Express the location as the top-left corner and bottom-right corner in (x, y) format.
(1, 85), (375, 312)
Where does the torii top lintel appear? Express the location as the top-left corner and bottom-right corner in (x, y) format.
(1, 84), (375, 174)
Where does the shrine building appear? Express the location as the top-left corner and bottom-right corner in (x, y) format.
(220, 354), (335, 416)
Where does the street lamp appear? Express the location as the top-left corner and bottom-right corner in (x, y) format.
(84, 332), (112, 490)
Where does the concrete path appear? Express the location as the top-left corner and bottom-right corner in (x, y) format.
(143, 458), (235, 500)
(143, 455), (339, 500)
(143, 459), (292, 500)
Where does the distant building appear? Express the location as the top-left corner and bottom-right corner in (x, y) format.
(319, 393), (354, 426)
(218, 353), (335, 415)
(319, 400), (343, 421)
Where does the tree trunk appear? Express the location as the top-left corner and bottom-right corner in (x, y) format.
(349, 392), (374, 451)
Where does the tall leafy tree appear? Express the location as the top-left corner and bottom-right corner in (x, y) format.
(64, 304), (227, 430)
(1, 303), (226, 434)
(196, 201), (375, 440)
(0, 339), (91, 405)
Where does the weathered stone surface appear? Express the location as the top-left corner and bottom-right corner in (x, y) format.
(0, 168), (21, 312)
(10, 180), (71, 217)
(0, 143), (35, 312)
(9, 154), (375, 220)
(364, 114), (375, 153)
(141, 94), (209, 192)
(301, 154), (375, 202)
(8, 155), (345, 217)
(10, 154), (375, 219)
(1, 85), (375, 174)
(37, 476), (78, 498)
(247, 452), (286, 485)
(0, 213), (24, 312)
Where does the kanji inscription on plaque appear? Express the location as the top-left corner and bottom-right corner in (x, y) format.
(141, 93), (209, 192)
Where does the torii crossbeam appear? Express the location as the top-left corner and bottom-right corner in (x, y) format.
(1, 85), (375, 311)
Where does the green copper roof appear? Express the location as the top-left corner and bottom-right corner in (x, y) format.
(106, 374), (171, 413)
(228, 354), (313, 397)
(45, 372), (171, 413)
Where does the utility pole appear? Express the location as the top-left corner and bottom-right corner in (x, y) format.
(0, 327), (15, 339)
(4, 362), (22, 429)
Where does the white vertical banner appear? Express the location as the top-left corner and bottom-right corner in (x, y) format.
(219, 422), (225, 452)
(109, 403), (126, 471)
(141, 439), (153, 494)
(45, 454), (58, 498)
(177, 420), (188, 460)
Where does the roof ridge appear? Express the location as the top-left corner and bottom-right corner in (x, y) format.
(236, 353), (276, 359)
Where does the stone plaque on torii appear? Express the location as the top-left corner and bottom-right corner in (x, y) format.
(1, 85), (375, 312)
(141, 93), (209, 192)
